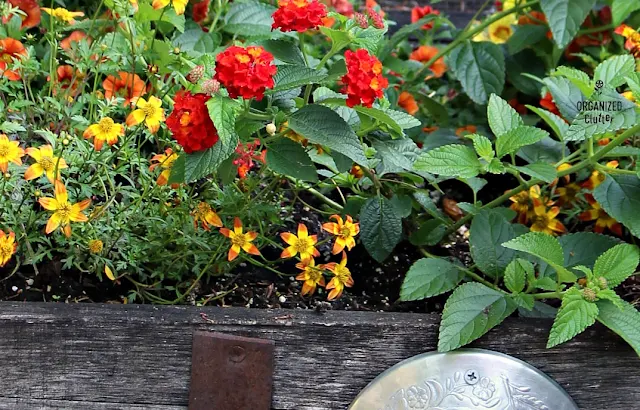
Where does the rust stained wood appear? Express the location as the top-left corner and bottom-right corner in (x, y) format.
(0, 302), (638, 410)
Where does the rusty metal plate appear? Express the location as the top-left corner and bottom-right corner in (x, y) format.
(188, 331), (274, 410)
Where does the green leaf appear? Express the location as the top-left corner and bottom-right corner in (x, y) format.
(626, 73), (640, 102)
(359, 197), (403, 263)
(352, 26), (386, 54)
(517, 136), (563, 164)
(206, 96), (240, 147)
(462, 177), (487, 195)
(593, 243), (640, 288)
(352, 106), (411, 138)
(413, 191), (450, 223)
(593, 174), (640, 238)
(379, 15), (439, 60)
(0, 121), (26, 133)
(543, 76), (585, 121)
(565, 87), (637, 142)
(173, 29), (220, 54)
(535, 277), (558, 291)
(503, 232), (577, 283)
(136, 3), (185, 32)
(184, 138), (238, 182)
(413, 144), (482, 178)
(547, 286), (599, 348)
(552, 66), (592, 97)
(612, 0), (640, 26)
(400, 258), (466, 301)
(468, 134), (494, 161)
(224, 0), (276, 37)
(469, 209), (516, 278)
(487, 94), (524, 138)
(447, 41), (505, 105)
(257, 39), (305, 65)
(538, 232), (620, 278)
(485, 158), (506, 174)
(504, 259), (531, 294)
(515, 163), (557, 183)
(541, 0), (597, 49)
(383, 108), (421, 130)
(371, 138), (419, 174)
(270, 65), (327, 93)
(167, 154), (185, 184)
(507, 25), (549, 55)
(594, 55), (636, 89)
(495, 126), (549, 158)
(526, 105), (569, 141)
(506, 50), (545, 96)
(289, 105), (367, 165)
(266, 139), (318, 182)
(438, 283), (517, 352)
(409, 219), (448, 246)
(418, 93), (450, 126)
(319, 26), (351, 52)
(596, 289), (625, 309)
(597, 299), (640, 356)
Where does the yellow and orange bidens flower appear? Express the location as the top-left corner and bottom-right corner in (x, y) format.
(322, 214), (360, 254)
(191, 202), (223, 231)
(0, 229), (17, 268)
(39, 181), (91, 238)
(220, 217), (261, 261)
(324, 251), (354, 300)
(529, 198), (566, 236)
(579, 194), (623, 236)
(0, 134), (25, 173)
(582, 161), (619, 190)
(83, 117), (125, 151)
(149, 148), (179, 187)
(295, 258), (326, 296)
(24, 145), (67, 183)
(126, 96), (165, 134)
(152, 0), (189, 15)
(614, 24), (640, 58)
(280, 223), (320, 261)
(41, 7), (84, 24)
(0, 38), (27, 81)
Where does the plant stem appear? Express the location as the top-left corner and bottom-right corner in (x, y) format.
(303, 49), (335, 104)
(420, 248), (501, 291)
(533, 291), (564, 300)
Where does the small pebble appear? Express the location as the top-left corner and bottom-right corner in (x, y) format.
(26, 279), (34, 286)
(279, 295), (287, 304)
(11, 286), (18, 292)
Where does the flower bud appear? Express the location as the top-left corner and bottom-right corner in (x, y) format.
(597, 277), (608, 290)
(201, 78), (220, 96)
(3, 172), (10, 179)
(187, 65), (205, 84)
(34, 190), (42, 197)
(266, 123), (277, 136)
(354, 12), (369, 29)
(582, 288), (597, 302)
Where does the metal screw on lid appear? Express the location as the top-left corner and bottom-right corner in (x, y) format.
(348, 349), (579, 410)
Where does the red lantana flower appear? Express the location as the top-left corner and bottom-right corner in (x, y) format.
(411, 5), (440, 30)
(341, 48), (388, 108)
(214, 46), (277, 101)
(540, 92), (561, 117)
(102, 72), (146, 106)
(166, 91), (219, 153)
(0, 38), (27, 81)
(234, 139), (267, 178)
(272, 0), (328, 32)
(3, 0), (41, 28)
(192, 0), (211, 25)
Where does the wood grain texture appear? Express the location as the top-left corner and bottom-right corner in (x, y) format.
(0, 302), (638, 410)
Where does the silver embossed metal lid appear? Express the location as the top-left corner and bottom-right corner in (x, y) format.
(349, 348), (578, 410)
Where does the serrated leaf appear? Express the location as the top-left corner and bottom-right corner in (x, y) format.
(319, 27), (351, 52)
(289, 104), (367, 165)
(517, 136), (564, 164)
(547, 286), (599, 348)
(594, 55), (636, 89)
(184, 137), (238, 182)
(462, 177), (487, 195)
(515, 163), (557, 183)
(167, 154), (185, 184)
(593, 243), (640, 288)
(543, 76), (585, 121)
(503, 232), (577, 283)
(468, 134), (494, 161)
(504, 259), (530, 293)
(173, 29), (220, 54)
(552, 66), (592, 97)
(352, 26), (386, 54)
(438, 283), (517, 352)
(485, 158), (506, 174)
(447, 41), (505, 105)
(266, 138), (318, 182)
(535, 277), (558, 291)
(383, 108), (421, 130)
(596, 289), (625, 309)
(0, 121), (26, 133)
(612, 0), (640, 26)
(593, 174), (640, 238)
(413, 144), (482, 178)
(359, 197), (402, 263)
(372, 138), (419, 174)
(413, 191), (450, 223)
(542, 0), (597, 49)
(353, 106), (409, 138)
(625, 73), (640, 102)
(206, 95), (240, 146)
(507, 24), (549, 55)
(270, 65), (327, 93)
(526, 105), (569, 141)
(400, 258), (465, 301)
(512, 293), (535, 311)
(495, 126), (549, 158)
(224, 0), (276, 37)
(257, 39), (305, 65)
(597, 299), (640, 356)
(469, 210), (516, 278)
(409, 219), (448, 246)
(136, 3), (185, 32)
(487, 94), (524, 137)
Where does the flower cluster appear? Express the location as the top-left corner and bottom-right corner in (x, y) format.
(272, 0), (328, 32)
(234, 140), (267, 179)
(166, 91), (219, 153)
(214, 46), (277, 101)
(411, 5), (440, 30)
(341, 49), (388, 108)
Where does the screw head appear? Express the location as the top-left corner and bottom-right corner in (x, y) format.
(464, 369), (479, 385)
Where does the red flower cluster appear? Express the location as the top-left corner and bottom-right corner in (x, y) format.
(341, 49), (388, 108)
(272, 0), (328, 32)
(234, 140), (266, 178)
(214, 46), (277, 101)
(540, 92), (562, 118)
(192, 0), (211, 25)
(411, 5), (440, 30)
(166, 91), (219, 153)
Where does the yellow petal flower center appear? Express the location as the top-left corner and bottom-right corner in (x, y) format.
(531, 214), (550, 230)
(340, 226), (352, 238)
(231, 234), (248, 247)
(333, 264), (351, 282)
(98, 117), (116, 134)
(143, 104), (157, 118)
(1, 54), (12, 63)
(306, 267), (323, 282)
(88, 239), (103, 254)
(194, 202), (212, 218)
(294, 237), (312, 253)
(492, 26), (512, 41)
(38, 156), (55, 171)
(57, 202), (72, 219)
(0, 242), (13, 258)
(180, 112), (191, 126)
(0, 143), (9, 157)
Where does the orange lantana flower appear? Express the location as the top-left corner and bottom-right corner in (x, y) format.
(295, 258), (326, 296)
(409, 46), (447, 78)
(579, 194), (622, 236)
(0, 134), (25, 174)
(103, 72), (146, 106)
(149, 148), (179, 187)
(322, 215), (359, 254)
(582, 161), (619, 190)
(0, 230), (17, 267)
(529, 198), (566, 236)
(280, 223), (320, 261)
(397, 91), (419, 115)
(191, 202), (222, 231)
(24, 145), (67, 183)
(220, 217), (261, 261)
(325, 251), (354, 300)
(39, 181), (91, 238)
(0, 38), (27, 81)
(455, 125), (477, 137)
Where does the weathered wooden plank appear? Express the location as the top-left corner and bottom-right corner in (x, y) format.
(0, 302), (638, 410)
(0, 398), (180, 410)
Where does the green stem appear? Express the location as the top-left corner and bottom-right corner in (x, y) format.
(420, 248), (501, 291)
(533, 291), (564, 300)
(303, 50), (335, 104)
